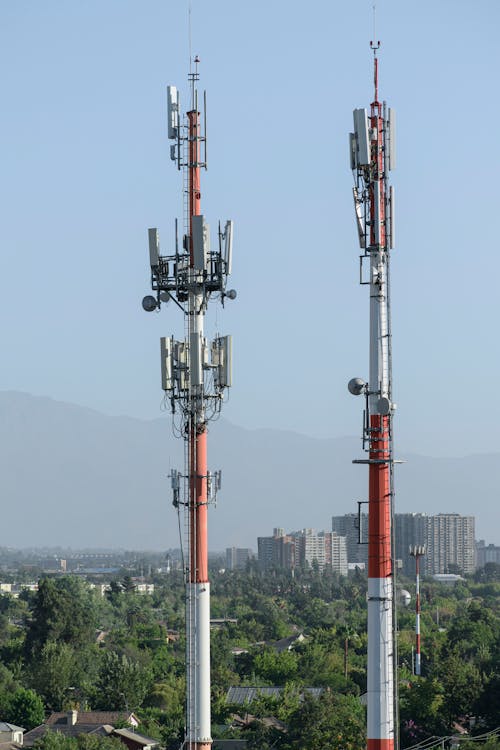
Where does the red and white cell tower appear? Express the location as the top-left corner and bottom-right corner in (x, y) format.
(348, 43), (396, 750)
(142, 59), (235, 750)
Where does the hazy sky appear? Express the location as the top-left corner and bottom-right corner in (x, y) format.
(1, 0), (499, 458)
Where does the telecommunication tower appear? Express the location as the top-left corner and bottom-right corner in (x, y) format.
(409, 545), (426, 676)
(347, 42), (397, 750)
(142, 58), (235, 750)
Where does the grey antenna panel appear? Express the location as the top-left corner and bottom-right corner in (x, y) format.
(353, 108), (370, 166)
(389, 186), (395, 249)
(148, 228), (160, 268)
(224, 220), (233, 276)
(192, 215), (209, 271)
(220, 335), (232, 388)
(387, 108), (396, 170)
(160, 336), (174, 391)
(349, 132), (357, 170)
(167, 85), (179, 140)
(189, 331), (203, 387)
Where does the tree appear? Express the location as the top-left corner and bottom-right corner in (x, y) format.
(253, 648), (298, 684)
(436, 651), (483, 728)
(0, 663), (20, 715)
(33, 731), (74, 750)
(473, 673), (500, 731)
(285, 691), (365, 750)
(93, 651), (152, 710)
(399, 677), (447, 743)
(7, 687), (45, 730)
(25, 578), (97, 659)
(122, 576), (136, 594)
(33, 732), (122, 750)
(30, 641), (78, 710)
(474, 563), (500, 583)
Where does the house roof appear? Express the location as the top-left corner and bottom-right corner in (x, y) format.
(0, 726), (25, 734)
(23, 724), (115, 748)
(231, 714), (287, 732)
(226, 686), (324, 704)
(113, 728), (159, 746)
(269, 634), (305, 653)
(46, 712), (137, 727)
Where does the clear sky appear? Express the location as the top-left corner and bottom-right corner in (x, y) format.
(1, 0), (499, 458)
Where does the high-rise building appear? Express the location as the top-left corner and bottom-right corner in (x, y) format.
(225, 547), (254, 571)
(332, 513), (368, 566)
(290, 529), (348, 575)
(257, 536), (276, 571)
(425, 514), (475, 575)
(394, 513), (428, 576)
(476, 540), (500, 568)
(257, 530), (295, 571)
(324, 531), (348, 576)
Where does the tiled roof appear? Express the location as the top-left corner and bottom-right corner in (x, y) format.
(23, 724), (115, 748)
(113, 728), (159, 746)
(46, 713), (135, 727)
(226, 686), (324, 704)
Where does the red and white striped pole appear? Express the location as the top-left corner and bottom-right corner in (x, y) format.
(349, 42), (396, 750)
(145, 57), (234, 750)
(367, 56), (394, 750)
(186, 97), (211, 750)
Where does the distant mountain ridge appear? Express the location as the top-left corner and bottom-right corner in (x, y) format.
(0, 391), (498, 549)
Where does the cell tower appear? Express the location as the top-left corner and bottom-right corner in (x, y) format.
(409, 545), (426, 676)
(347, 42), (397, 750)
(142, 58), (235, 750)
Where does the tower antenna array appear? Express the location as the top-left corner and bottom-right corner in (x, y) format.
(348, 42), (397, 750)
(142, 59), (236, 750)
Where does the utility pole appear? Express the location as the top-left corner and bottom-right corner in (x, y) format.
(409, 545), (426, 676)
(142, 58), (236, 750)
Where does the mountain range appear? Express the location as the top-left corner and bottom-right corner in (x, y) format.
(0, 391), (497, 550)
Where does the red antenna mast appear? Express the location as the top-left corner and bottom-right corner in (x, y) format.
(348, 42), (398, 750)
(143, 57), (236, 750)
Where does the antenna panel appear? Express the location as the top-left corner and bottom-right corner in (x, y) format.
(148, 228), (160, 268)
(189, 331), (203, 387)
(167, 85), (179, 140)
(349, 133), (357, 170)
(353, 109), (370, 166)
(373, 180), (381, 245)
(389, 186), (395, 249)
(352, 187), (366, 248)
(192, 215), (209, 271)
(160, 336), (173, 391)
(387, 108), (396, 170)
(171, 469), (180, 491)
(219, 335), (232, 388)
(175, 341), (188, 391)
(223, 220), (233, 275)
(211, 339), (220, 368)
(202, 336), (209, 367)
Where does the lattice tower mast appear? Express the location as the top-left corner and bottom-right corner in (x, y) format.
(348, 42), (397, 750)
(142, 58), (235, 750)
